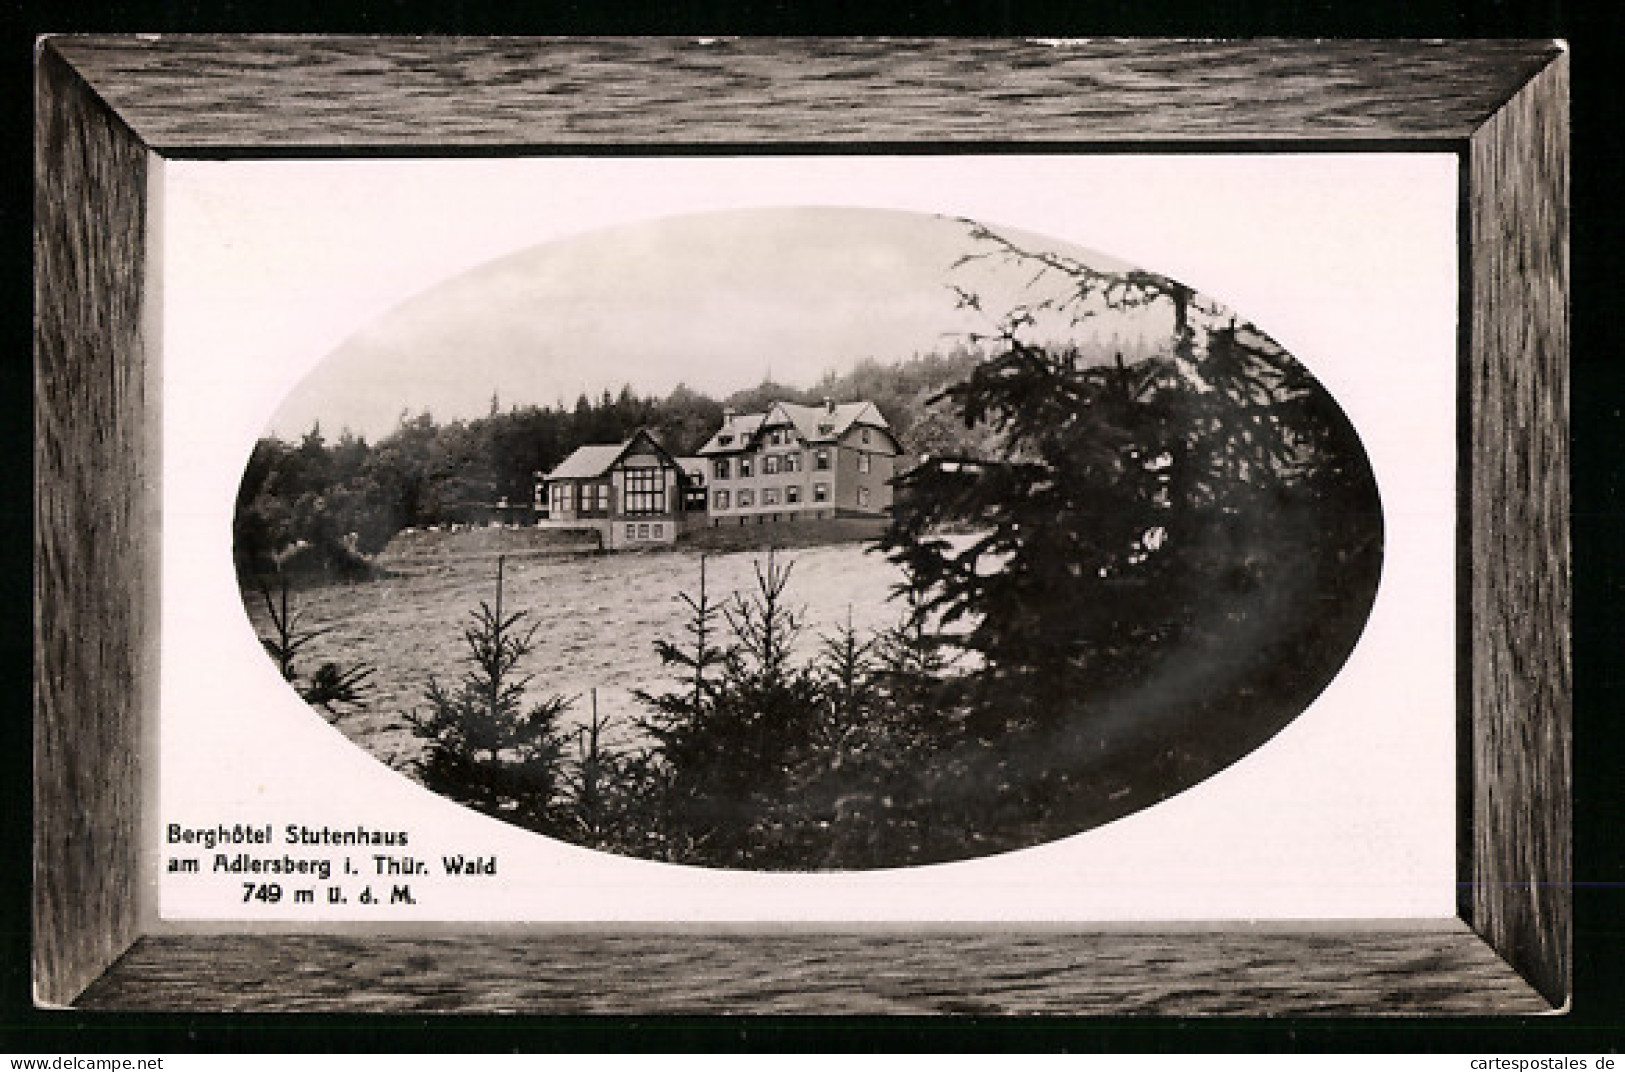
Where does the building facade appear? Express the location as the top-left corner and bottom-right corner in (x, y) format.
(696, 399), (901, 525)
(536, 429), (696, 549)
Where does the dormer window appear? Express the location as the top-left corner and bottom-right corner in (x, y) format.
(718, 434), (733, 445)
(818, 422), (834, 435)
(861, 428), (872, 445)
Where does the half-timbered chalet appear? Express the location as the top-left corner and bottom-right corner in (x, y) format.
(536, 428), (695, 549)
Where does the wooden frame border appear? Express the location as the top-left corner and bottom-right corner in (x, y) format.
(34, 37), (1569, 1015)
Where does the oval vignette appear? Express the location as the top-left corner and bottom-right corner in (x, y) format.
(231, 205), (1385, 872)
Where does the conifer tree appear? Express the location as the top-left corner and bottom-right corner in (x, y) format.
(634, 551), (829, 867)
(561, 690), (660, 852)
(634, 555), (730, 734)
(407, 557), (570, 830)
(256, 574), (375, 717)
(815, 607), (876, 752)
(881, 222), (1377, 730)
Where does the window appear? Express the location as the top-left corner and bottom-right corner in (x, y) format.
(813, 483), (829, 503)
(763, 488), (779, 506)
(652, 523), (663, 537)
(714, 489), (730, 510)
(764, 455), (780, 475)
(740, 457), (754, 478)
(862, 428), (872, 445)
(786, 485), (801, 504)
(550, 483), (574, 514)
(858, 486), (871, 508)
(814, 448), (830, 470)
(713, 458), (730, 480)
(591, 483), (610, 512)
(718, 433), (733, 445)
(858, 452), (871, 473)
(625, 524), (636, 541)
(769, 429), (783, 446)
(622, 466), (667, 516)
(784, 452), (799, 472)
(637, 523), (650, 539)
(738, 490), (755, 508)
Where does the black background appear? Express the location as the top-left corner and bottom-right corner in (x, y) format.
(2, 0), (1619, 1055)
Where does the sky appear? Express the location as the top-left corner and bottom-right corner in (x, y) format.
(256, 205), (1151, 440)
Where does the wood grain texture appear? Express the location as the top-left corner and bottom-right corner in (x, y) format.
(1466, 51), (1571, 1008)
(48, 36), (1561, 150)
(77, 926), (1552, 1015)
(35, 38), (1570, 1015)
(33, 45), (155, 1006)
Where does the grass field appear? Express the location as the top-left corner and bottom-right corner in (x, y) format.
(242, 542), (915, 774)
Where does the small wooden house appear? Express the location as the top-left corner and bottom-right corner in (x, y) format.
(537, 429), (695, 549)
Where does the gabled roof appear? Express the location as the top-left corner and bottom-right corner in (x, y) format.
(695, 413), (764, 456)
(545, 429), (680, 481)
(697, 400), (893, 455)
(771, 401), (889, 445)
(546, 443), (627, 481)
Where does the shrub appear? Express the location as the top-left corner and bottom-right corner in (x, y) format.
(255, 573), (375, 717)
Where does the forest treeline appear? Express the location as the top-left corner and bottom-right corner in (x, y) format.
(233, 345), (1009, 577)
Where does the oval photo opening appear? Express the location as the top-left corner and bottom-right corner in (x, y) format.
(233, 207), (1384, 871)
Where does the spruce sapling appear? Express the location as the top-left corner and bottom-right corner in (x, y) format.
(407, 556), (570, 830)
(256, 573), (375, 716)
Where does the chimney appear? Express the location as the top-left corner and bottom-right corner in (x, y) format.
(823, 396), (835, 415)
(723, 407), (736, 425)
